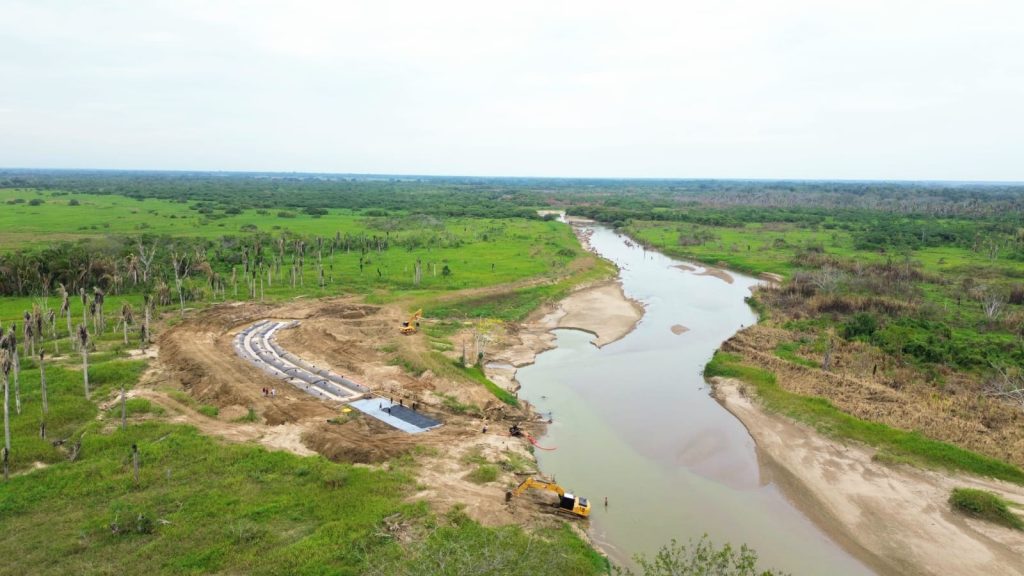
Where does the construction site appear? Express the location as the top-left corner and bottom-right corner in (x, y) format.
(147, 294), (608, 527)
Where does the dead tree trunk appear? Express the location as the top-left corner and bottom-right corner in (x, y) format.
(78, 324), (90, 399)
(39, 350), (48, 439)
(1, 351), (10, 481)
(132, 443), (140, 485)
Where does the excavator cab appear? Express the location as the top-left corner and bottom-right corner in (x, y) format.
(400, 309), (423, 335)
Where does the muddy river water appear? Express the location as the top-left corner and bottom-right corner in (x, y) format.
(515, 225), (873, 575)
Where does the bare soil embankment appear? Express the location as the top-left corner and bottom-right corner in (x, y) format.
(713, 377), (1024, 576)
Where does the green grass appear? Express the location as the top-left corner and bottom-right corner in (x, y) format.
(434, 393), (480, 416)
(1, 359), (147, 470)
(108, 398), (165, 418)
(456, 362), (519, 406)
(949, 488), (1024, 530)
(502, 450), (535, 474)
(197, 405), (219, 418)
(705, 352), (1024, 485)
(774, 342), (819, 368)
(368, 508), (609, 575)
(0, 189), (596, 333)
(466, 464), (500, 484)
(233, 407), (259, 423)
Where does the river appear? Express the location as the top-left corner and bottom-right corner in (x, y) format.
(514, 224), (873, 575)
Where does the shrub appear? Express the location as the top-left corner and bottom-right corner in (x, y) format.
(618, 534), (787, 576)
(842, 312), (878, 340)
(949, 488), (1023, 530)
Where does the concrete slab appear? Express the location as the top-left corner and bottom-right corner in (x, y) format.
(349, 399), (442, 434)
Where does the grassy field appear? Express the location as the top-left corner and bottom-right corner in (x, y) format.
(623, 219), (1024, 280)
(1, 188), (590, 324)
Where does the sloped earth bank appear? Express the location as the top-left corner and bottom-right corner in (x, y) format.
(713, 377), (1024, 576)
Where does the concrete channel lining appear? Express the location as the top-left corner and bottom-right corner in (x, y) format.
(232, 320), (442, 434)
(232, 320), (365, 402)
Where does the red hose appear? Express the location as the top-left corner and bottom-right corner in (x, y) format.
(525, 433), (557, 451)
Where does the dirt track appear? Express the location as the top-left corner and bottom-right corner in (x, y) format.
(713, 377), (1024, 576)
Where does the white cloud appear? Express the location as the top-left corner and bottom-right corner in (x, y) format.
(0, 0), (1021, 179)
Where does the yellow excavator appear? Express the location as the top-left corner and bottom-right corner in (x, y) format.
(510, 476), (591, 518)
(400, 309), (423, 335)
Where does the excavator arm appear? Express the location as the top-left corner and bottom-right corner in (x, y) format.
(400, 309), (423, 335)
(511, 477), (590, 518)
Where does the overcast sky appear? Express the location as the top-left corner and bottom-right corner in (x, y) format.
(1, 1), (1022, 180)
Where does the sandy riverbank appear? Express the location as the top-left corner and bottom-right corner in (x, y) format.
(484, 280), (644, 392)
(557, 282), (645, 347)
(711, 376), (1024, 576)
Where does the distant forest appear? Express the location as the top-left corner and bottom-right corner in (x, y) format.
(3, 169), (1023, 219)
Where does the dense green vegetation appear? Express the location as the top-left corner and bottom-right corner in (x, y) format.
(948, 488), (1023, 530)
(705, 352), (1024, 484)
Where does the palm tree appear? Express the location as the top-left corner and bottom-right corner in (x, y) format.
(32, 304), (43, 355)
(78, 324), (90, 400)
(79, 287), (88, 336)
(1, 345), (11, 480)
(58, 283), (73, 351)
(93, 287), (106, 333)
(8, 328), (19, 416)
(120, 302), (134, 345)
(47, 309), (57, 354)
(22, 312), (32, 358)
(142, 294), (152, 347)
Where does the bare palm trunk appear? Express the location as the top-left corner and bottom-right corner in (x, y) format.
(66, 310), (74, 351)
(78, 325), (90, 400)
(12, 353), (20, 416)
(82, 347), (90, 399)
(2, 358), (10, 481)
(39, 351), (47, 439)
